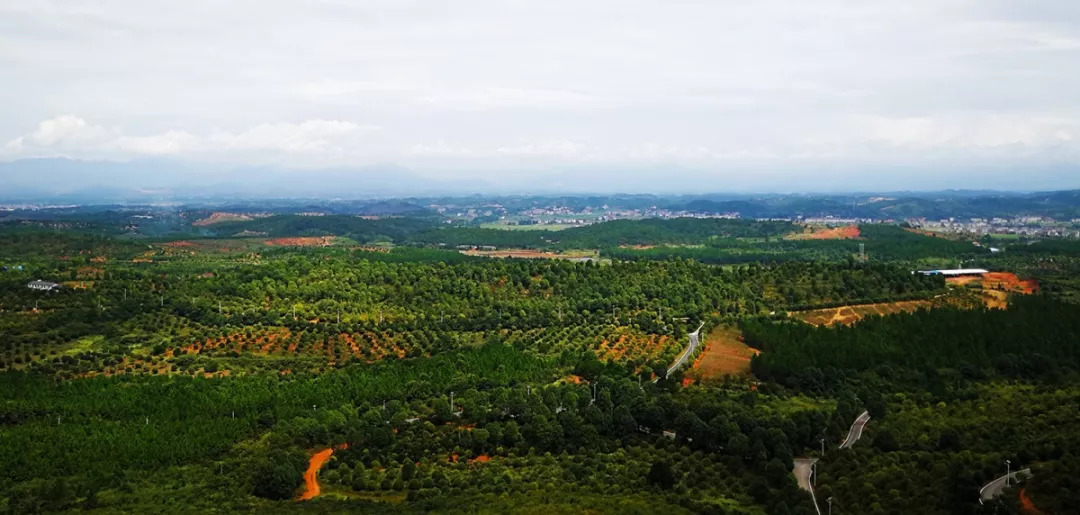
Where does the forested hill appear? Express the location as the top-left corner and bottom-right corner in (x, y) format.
(743, 295), (1080, 391)
(602, 224), (982, 265)
(681, 190), (1080, 219)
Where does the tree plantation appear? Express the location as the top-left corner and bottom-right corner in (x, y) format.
(0, 217), (1077, 514)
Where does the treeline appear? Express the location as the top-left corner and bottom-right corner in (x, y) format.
(743, 295), (1080, 392)
(407, 217), (797, 250)
(603, 224), (983, 265)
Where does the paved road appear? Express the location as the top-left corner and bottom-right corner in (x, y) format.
(666, 322), (705, 378)
(793, 458), (821, 515)
(979, 468), (1032, 504)
(839, 411), (871, 450)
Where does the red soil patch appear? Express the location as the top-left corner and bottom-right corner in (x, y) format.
(1019, 488), (1043, 515)
(163, 240), (197, 248)
(982, 272), (1040, 294)
(787, 225), (860, 240)
(946, 275), (981, 286)
(265, 236), (336, 247)
(687, 327), (759, 383)
(468, 454), (491, 464)
(299, 443), (349, 500)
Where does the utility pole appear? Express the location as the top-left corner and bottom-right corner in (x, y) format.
(337, 308), (341, 324)
(820, 437), (825, 456)
(145, 416), (149, 426)
(160, 295), (164, 307)
(450, 391), (455, 413)
(1005, 459), (1011, 486)
(827, 497), (832, 515)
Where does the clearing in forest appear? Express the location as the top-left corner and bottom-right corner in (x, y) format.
(791, 299), (937, 326)
(265, 236), (337, 247)
(785, 225), (860, 240)
(684, 326), (758, 385)
(945, 271), (1040, 307)
(192, 212), (253, 226)
(460, 248), (597, 260)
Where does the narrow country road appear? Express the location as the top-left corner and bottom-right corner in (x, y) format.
(979, 468), (1032, 504)
(839, 411), (870, 450)
(666, 321), (705, 379)
(793, 458), (821, 515)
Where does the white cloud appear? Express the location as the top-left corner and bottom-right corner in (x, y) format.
(2, 0), (1080, 187)
(2, 116), (381, 162)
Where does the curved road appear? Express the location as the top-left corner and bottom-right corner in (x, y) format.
(979, 468), (1032, 504)
(793, 458), (821, 515)
(839, 411), (871, 450)
(666, 322), (705, 379)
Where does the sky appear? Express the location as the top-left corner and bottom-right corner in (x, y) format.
(2, 0), (1080, 193)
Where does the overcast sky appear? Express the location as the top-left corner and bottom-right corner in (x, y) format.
(2, 0), (1080, 191)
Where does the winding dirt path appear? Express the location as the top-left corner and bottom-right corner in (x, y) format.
(299, 444), (348, 500)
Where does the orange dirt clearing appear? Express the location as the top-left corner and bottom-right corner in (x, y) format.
(468, 454), (491, 464)
(791, 300), (936, 327)
(981, 272), (1040, 294)
(787, 225), (860, 240)
(686, 327), (759, 384)
(299, 443), (348, 501)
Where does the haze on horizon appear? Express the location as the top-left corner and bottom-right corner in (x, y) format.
(2, 0), (1080, 194)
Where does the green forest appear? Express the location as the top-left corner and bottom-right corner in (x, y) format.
(1, 214), (1078, 514)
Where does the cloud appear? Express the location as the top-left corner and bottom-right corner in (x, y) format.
(2, 0), (1080, 188)
(2, 116), (380, 161)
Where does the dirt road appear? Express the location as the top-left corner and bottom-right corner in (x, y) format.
(793, 458), (821, 515)
(299, 444), (348, 500)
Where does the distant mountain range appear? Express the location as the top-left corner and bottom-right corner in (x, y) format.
(0, 158), (486, 202)
(679, 191), (1080, 219)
